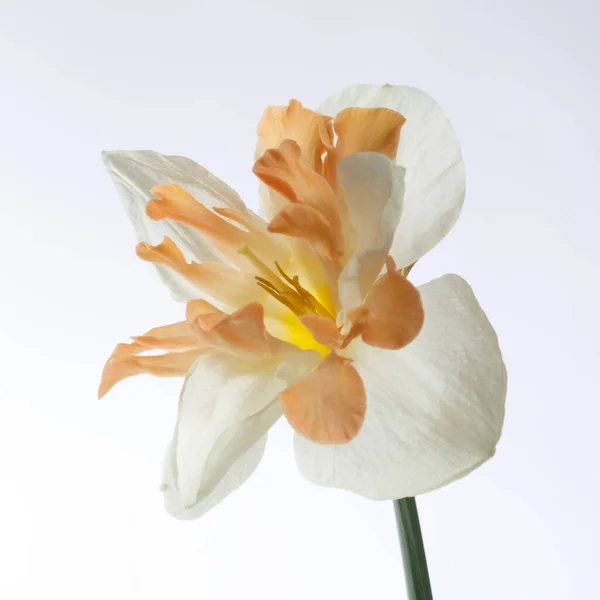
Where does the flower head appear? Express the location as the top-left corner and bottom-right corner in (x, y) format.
(100, 84), (506, 519)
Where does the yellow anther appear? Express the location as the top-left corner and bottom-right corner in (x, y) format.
(239, 247), (335, 321)
(275, 262), (335, 320)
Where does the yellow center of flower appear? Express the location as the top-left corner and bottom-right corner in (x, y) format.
(238, 245), (335, 320)
(236, 245), (334, 356)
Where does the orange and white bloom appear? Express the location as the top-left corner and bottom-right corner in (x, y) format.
(100, 84), (506, 519)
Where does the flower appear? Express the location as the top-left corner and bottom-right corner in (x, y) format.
(100, 84), (507, 519)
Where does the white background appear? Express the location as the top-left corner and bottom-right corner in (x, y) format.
(1, 1), (598, 598)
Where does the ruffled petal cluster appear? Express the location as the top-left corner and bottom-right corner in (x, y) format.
(100, 84), (506, 518)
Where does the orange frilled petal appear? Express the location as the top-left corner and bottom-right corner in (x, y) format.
(135, 237), (257, 308)
(186, 299), (292, 358)
(346, 257), (424, 350)
(98, 321), (206, 399)
(299, 310), (368, 351)
(256, 99), (332, 173)
(299, 314), (343, 349)
(253, 140), (341, 221)
(253, 140), (344, 262)
(268, 203), (341, 262)
(212, 206), (271, 238)
(319, 107), (405, 191)
(131, 320), (201, 350)
(146, 184), (280, 266)
(99, 300), (298, 398)
(333, 107), (406, 160)
(185, 298), (228, 330)
(146, 184), (248, 262)
(280, 352), (366, 444)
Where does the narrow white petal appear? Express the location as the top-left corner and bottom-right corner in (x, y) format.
(163, 349), (319, 518)
(337, 152), (405, 308)
(294, 274), (506, 500)
(319, 85), (465, 268)
(102, 150), (245, 300)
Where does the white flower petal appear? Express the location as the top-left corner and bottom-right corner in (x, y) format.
(102, 150), (247, 300)
(294, 274), (506, 500)
(318, 85), (465, 268)
(161, 435), (267, 521)
(337, 152), (405, 309)
(163, 349), (319, 518)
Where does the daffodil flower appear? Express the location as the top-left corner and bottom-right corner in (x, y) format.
(100, 84), (506, 520)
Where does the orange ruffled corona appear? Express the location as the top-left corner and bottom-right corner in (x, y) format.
(100, 101), (424, 445)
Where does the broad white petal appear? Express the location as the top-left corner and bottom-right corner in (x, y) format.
(337, 152), (405, 308)
(294, 274), (506, 500)
(319, 85), (465, 268)
(102, 150), (246, 300)
(162, 349), (319, 518)
(161, 435), (267, 520)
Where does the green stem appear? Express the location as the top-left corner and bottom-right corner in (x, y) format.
(393, 498), (433, 600)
